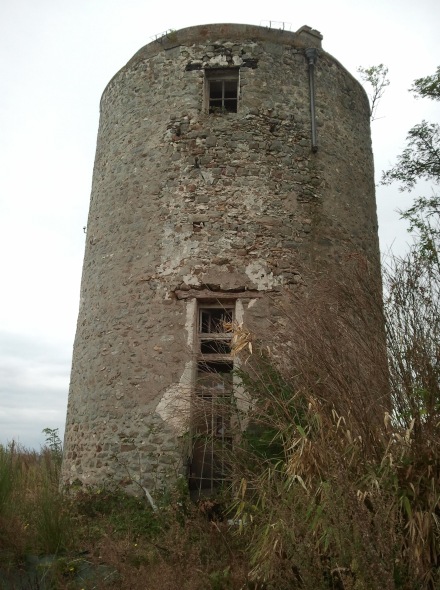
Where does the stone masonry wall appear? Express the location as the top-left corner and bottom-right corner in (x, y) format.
(62, 24), (381, 493)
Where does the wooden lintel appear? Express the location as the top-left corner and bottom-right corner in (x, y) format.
(174, 289), (264, 300)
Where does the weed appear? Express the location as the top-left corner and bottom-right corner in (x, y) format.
(0, 443), (15, 517)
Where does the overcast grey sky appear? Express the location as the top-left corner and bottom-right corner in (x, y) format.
(1, 0), (439, 449)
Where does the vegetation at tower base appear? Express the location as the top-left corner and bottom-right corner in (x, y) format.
(7, 43), (436, 590)
(2, 253), (440, 589)
(382, 66), (440, 260)
(4, 67), (438, 590)
(228, 254), (440, 590)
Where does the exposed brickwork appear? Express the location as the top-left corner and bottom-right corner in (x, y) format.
(62, 24), (381, 493)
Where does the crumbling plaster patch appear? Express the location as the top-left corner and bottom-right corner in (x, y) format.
(236, 299), (244, 324)
(233, 301), (252, 432)
(182, 273), (201, 287)
(245, 261), (283, 290)
(157, 224), (199, 276)
(155, 361), (193, 435)
(155, 300), (196, 433)
(185, 298), (196, 348)
(247, 298), (257, 309)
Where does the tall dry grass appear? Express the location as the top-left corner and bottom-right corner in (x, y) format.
(229, 253), (439, 589)
(1, 249), (439, 589)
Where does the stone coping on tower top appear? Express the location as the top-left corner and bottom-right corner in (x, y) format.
(102, 23), (323, 99)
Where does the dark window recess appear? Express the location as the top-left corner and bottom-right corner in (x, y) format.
(196, 364), (233, 401)
(198, 360), (234, 374)
(242, 58), (258, 69)
(200, 339), (231, 354)
(193, 221), (204, 233)
(200, 308), (233, 333)
(206, 70), (239, 114)
(185, 62), (202, 71)
(199, 307), (233, 355)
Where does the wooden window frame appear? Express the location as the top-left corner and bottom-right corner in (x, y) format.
(205, 68), (239, 114)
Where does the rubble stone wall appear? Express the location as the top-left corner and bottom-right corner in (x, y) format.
(62, 24), (381, 493)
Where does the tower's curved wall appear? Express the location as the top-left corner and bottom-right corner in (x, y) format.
(62, 24), (381, 491)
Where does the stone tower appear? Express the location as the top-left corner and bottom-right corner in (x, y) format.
(62, 23), (381, 494)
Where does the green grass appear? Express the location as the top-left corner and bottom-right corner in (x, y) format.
(0, 443), (249, 590)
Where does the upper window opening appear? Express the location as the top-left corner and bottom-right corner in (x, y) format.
(205, 69), (239, 114)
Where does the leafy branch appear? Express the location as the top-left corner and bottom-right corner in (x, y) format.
(357, 64), (390, 120)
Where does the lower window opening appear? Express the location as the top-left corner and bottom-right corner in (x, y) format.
(189, 360), (234, 496)
(200, 339), (231, 355)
